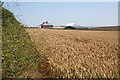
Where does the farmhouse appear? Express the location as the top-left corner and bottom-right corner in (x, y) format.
(40, 21), (53, 28)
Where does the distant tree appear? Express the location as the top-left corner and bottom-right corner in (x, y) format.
(64, 26), (76, 29)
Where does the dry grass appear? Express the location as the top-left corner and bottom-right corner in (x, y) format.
(26, 28), (119, 78)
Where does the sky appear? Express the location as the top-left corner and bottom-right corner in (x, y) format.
(3, 2), (118, 27)
(2, 0), (120, 2)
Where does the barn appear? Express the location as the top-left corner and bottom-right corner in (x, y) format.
(66, 23), (79, 27)
(40, 21), (53, 28)
(65, 23), (79, 29)
(65, 23), (87, 29)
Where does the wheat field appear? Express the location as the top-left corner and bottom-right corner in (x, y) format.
(26, 28), (119, 78)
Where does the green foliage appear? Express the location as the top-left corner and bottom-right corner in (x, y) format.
(2, 7), (40, 78)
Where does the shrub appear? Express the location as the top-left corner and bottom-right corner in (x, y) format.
(2, 7), (40, 78)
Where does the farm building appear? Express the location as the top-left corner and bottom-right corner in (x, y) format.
(65, 23), (88, 29)
(66, 23), (79, 27)
(65, 23), (79, 29)
(40, 21), (53, 28)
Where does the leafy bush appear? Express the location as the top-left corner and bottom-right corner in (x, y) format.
(2, 7), (40, 78)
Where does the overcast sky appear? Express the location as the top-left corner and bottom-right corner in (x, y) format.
(4, 2), (118, 27)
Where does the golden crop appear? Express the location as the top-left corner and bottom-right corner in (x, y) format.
(26, 28), (119, 78)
